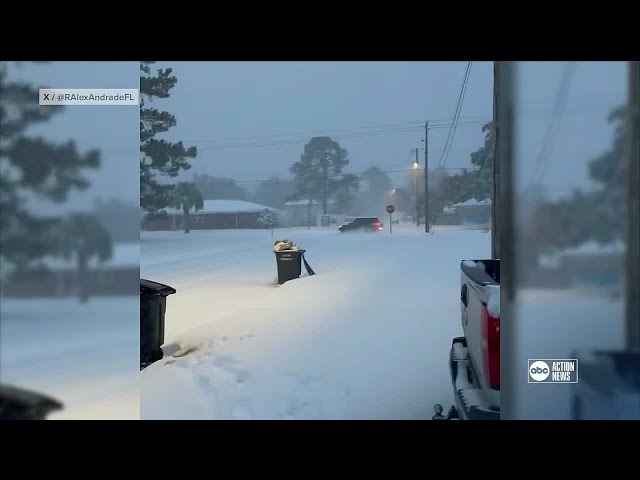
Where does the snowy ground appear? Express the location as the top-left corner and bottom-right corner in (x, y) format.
(140, 224), (490, 419)
(514, 288), (624, 420)
(1, 297), (139, 419)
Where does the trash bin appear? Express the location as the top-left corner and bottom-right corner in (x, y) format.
(274, 249), (304, 285)
(0, 384), (63, 420)
(140, 279), (176, 370)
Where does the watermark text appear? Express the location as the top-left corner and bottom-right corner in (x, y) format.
(39, 89), (138, 106)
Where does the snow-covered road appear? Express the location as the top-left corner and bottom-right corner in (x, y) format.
(1, 297), (139, 419)
(140, 225), (491, 419)
(2, 222), (623, 420)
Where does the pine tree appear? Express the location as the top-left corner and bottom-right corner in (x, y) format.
(0, 62), (100, 274)
(586, 106), (626, 242)
(290, 137), (356, 214)
(436, 122), (494, 207)
(528, 105), (627, 251)
(140, 62), (197, 218)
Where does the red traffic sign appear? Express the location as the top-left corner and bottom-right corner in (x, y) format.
(386, 205), (395, 214)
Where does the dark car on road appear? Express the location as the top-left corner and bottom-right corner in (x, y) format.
(338, 217), (384, 232)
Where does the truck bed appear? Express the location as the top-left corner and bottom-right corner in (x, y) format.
(449, 258), (500, 419)
(449, 336), (500, 420)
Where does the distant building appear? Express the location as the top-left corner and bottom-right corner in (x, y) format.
(283, 199), (337, 227)
(2, 243), (139, 299)
(451, 199), (492, 230)
(557, 241), (624, 295)
(142, 200), (289, 231)
(434, 205), (460, 226)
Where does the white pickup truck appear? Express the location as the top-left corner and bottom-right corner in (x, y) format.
(435, 259), (500, 420)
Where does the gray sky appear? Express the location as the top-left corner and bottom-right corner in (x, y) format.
(153, 61), (627, 196)
(515, 61), (627, 196)
(10, 61), (628, 207)
(10, 61), (139, 212)
(153, 61), (494, 188)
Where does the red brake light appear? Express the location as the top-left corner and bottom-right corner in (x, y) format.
(481, 304), (500, 389)
(374, 221), (383, 229)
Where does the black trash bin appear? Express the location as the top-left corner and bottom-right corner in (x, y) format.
(274, 249), (304, 285)
(140, 279), (176, 370)
(0, 384), (63, 420)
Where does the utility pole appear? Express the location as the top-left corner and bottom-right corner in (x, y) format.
(626, 61), (640, 351)
(494, 61), (516, 419)
(424, 122), (430, 233)
(414, 148), (420, 227)
(491, 62), (500, 260)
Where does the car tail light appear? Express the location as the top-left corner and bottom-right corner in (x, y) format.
(374, 221), (383, 229)
(481, 304), (500, 389)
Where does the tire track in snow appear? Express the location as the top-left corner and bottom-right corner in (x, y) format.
(161, 334), (340, 420)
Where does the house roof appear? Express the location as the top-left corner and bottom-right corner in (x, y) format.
(452, 199), (492, 207)
(166, 200), (280, 215)
(560, 240), (625, 256)
(39, 242), (140, 270)
(284, 199), (337, 206)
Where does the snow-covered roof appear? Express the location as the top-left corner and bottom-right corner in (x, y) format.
(452, 199), (492, 207)
(167, 200), (279, 215)
(538, 253), (562, 269)
(284, 199), (336, 206)
(39, 242), (140, 270)
(560, 240), (625, 256)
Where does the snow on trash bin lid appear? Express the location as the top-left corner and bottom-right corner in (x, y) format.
(273, 240), (299, 252)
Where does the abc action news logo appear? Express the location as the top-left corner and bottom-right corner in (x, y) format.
(528, 359), (578, 383)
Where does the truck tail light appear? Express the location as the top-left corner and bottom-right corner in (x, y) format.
(481, 304), (500, 389)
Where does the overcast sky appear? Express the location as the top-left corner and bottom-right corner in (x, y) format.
(9, 61), (139, 212)
(10, 61), (628, 207)
(151, 61), (626, 195)
(153, 61), (492, 189)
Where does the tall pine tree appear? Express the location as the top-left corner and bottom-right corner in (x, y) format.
(140, 62), (197, 217)
(527, 105), (627, 252)
(434, 122), (494, 208)
(0, 62), (100, 274)
(290, 136), (356, 214)
(586, 105), (626, 242)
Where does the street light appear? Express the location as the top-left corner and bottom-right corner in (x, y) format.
(412, 162), (420, 226)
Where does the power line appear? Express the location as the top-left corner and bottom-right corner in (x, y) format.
(527, 62), (576, 188)
(192, 120), (487, 153)
(230, 165), (474, 186)
(232, 168), (420, 185)
(438, 62), (473, 169)
(197, 126), (424, 151)
(180, 115), (491, 145)
(441, 63), (472, 169)
(437, 62), (471, 168)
